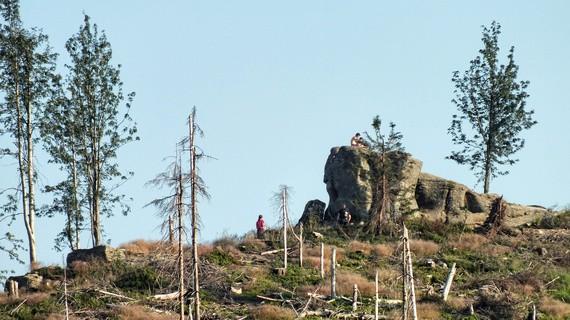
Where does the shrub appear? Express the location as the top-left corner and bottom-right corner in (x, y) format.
(113, 263), (162, 292)
(206, 248), (237, 267)
(407, 218), (468, 243)
(536, 211), (570, 229)
(372, 243), (395, 257)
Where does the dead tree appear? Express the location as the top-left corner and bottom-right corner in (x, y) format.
(320, 242), (325, 279)
(331, 247), (337, 298)
(402, 224), (417, 320)
(274, 185), (293, 270)
(483, 196), (507, 237)
(176, 155), (185, 320)
(442, 263), (457, 302)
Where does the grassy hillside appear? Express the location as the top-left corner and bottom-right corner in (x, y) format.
(1, 212), (569, 319)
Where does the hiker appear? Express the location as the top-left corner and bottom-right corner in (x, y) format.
(350, 133), (366, 147)
(338, 204), (352, 225)
(256, 214), (266, 239)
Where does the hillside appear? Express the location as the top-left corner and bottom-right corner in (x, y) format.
(1, 211), (569, 319)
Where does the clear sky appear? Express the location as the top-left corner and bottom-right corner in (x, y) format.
(2, 1), (569, 275)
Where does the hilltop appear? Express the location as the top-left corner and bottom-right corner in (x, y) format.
(1, 147), (569, 319)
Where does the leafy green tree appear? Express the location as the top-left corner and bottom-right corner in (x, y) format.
(364, 115), (405, 235)
(448, 21), (537, 193)
(61, 14), (137, 246)
(0, 0), (57, 265)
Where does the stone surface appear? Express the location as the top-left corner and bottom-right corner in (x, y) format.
(297, 199), (326, 227)
(319, 145), (548, 227)
(5, 273), (43, 292)
(323, 146), (422, 223)
(67, 245), (125, 267)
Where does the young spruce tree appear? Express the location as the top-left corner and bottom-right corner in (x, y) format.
(448, 21), (536, 193)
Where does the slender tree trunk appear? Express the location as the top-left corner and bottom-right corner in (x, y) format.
(177, 160), (185, 320)
(168, 215), (174, 244)
(299, 223), (303, 268)
(320, 243), (324, 279)
(375, 270), (379, 320)
(24, 87), (37, 266)
(331, 247), (336, 298)
(189, 114), (200, 320)
(282, 190), (288, 270)
(71, 149), (81, 250)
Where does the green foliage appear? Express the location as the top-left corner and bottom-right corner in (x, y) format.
(113, 263), (162, 292)
(448, 21), (536, 193)
(206, 248), (236, 267)
(536, 211), (570, 229)
(272, 266), (321, 289)
(552, 272), (570, 302)
(407, 218), (469, 243)
(0, 295), (60, 320)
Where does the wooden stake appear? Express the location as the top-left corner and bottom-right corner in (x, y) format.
(331, 247), (337, 298)
(352, 284), (358, 311)
(320, 242), (325, 279)
(442, 263), (457, 302)
(375, 270), (379, 320)
(299, 223), (303, 267)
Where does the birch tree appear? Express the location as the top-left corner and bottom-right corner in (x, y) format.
(0, 0), (57, 265)
(63, 14), (137, 246)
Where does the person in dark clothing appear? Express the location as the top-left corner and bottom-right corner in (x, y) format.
(338, 204), (352, 225)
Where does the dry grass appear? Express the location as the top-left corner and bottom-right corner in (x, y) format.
(445, 296), (474, 312)
(480, 244), (512, 256)
(409, 239), (439, 257)
(373, 243), (395, 257)
(119, 239), (175, 255)
(305, 245), (345, 262)
(540, 296), (570, 318)
(197, 243), (214, 256)
(249, 304), (296, 320)
(117, 305), (178, 320)
(448, 233), (489, 251)
(240, 237), (268, 252)
(416, 303), (442, 320)
(348, 240), (373, 255)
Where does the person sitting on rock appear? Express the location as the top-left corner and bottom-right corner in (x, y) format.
(350, 133), (366, 147)
(338, 204), (352, 225)
(256, 214), (266, 239)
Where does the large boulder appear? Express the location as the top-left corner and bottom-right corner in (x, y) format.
(67, 245), (125, 267)
(323, 146), (422, 222)
(4, 266), (63, 292)
(321, 145), (547, 227)
(297, 199), (326, 228)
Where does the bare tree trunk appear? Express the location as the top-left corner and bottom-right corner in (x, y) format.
(168, 215), (174, 244)
(24, 93), (37, 266)
(331, 247), (336, 298)
(71, 148), (81, 250)
(402, 224), (417, 320)
(177, 162), (185, 320)
(375, 270), (379, 320)
(189, 113), (200, 320)
(14, 72), (35, 266)
(320, 243), (324, 279)
(299, 223), (303, 268)
(282, 190), (288, 270)
(402, 229), (408, 320)
(352, 284), (358, 311)
(442, 263), (456, 301)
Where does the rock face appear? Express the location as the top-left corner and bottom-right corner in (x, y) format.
(297, 199), (326, 227)
(322, 146), (547, 226)
(67, 245), (125, 267)
(4, 266), (63, 292)
(323, 146), (422, 222)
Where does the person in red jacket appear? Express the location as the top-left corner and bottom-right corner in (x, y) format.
(256, 214), (266, 239)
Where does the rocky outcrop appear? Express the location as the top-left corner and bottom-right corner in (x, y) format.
(323, 146), (422, 223)
(297, 199), (326, 227)
(4, 266), (63, 292)
(67, 245), (125, 267)
(322, 146), (547, 227)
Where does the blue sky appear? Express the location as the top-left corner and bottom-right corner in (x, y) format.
(2, 1), (569, 274)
